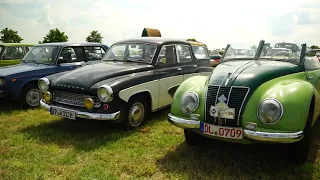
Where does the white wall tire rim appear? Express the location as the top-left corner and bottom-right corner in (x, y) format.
(128, 102), (145, 127)
(26, 88), (42, 107)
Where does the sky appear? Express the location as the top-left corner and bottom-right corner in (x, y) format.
(1, 0), (320, 49)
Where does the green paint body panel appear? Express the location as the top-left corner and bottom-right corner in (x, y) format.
(170, 59), (320, 144)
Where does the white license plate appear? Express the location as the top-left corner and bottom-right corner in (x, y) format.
(50, 107), (76, 120)
(200, 122), (243, 139)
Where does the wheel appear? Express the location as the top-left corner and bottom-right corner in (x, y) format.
(120, 95), (150, 129)
(20, 84), (42, 108)
(287, 102), (314, 164)
(184, 129), (204, 146)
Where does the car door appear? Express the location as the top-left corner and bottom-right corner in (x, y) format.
(176, 44), (198, 81)
(155, 44), (184, 108)
(57, 46), (87, 72)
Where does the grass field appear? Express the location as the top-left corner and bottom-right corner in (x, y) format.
(0, 100), (319, 180)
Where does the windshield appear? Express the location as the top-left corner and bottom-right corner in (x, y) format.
(209, 50), (220, 56)
(260, 41), (303, 62)
(192, 46), (209, 59)
(223, 41), (303, 63)
(224, 41), (259, 60)
(22, 46), (60, 64)
(102, 43), (157, 64)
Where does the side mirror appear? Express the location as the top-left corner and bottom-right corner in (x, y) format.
(57, 56), (67, 64)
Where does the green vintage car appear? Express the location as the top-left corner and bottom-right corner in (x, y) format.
(168, 40), (320, 163)
(0, 43), (35, 67)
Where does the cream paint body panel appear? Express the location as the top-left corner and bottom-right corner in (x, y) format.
(118, 79), (160, 111)
(118, 75), (184, 111)
(158, 75), (184, 108)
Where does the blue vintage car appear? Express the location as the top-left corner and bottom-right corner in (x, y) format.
(0, 42), (109, 107)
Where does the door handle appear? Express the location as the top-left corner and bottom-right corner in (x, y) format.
(307, 76), (314, 80)
(177, 67), (182, 71)
(194, 65), (197, 68)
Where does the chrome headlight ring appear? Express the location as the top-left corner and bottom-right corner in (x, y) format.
(180, 92), (199, 114)
(257, 98), (283, 124)
(38, 77), (50, 92)
(97, 85), (113, 102)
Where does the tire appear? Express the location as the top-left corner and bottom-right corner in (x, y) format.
(184, 129), (204, 146)
(19, 84), (42, 108)
(120, 95), (150, 130)
(288, 102), (314, 164)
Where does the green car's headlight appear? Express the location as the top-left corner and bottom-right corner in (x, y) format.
(97, 85), (113, 102)
(38, 77), (50, 92)
(257, 98), (283, 124)
(180, 92), (199, 114)
(0, 78), (5, 86)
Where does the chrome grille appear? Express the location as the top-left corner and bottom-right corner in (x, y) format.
(53, 91), (101, 108)
(205, 85), (250, 127)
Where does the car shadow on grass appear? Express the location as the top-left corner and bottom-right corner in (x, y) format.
(18, 107), (171, 152)
(0, 98), (31, 114)
(157, 122), (320, 180)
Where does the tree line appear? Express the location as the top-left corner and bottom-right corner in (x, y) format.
(0, 27), (103, 43)
(1, 27), (320, 49)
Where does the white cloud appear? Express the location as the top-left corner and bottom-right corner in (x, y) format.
(1, 0), (320, 48)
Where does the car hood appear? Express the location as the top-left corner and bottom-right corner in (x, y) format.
(51, 61), (154, 90)
(208, 60), (303, 91)
(0, 63), (54, 77)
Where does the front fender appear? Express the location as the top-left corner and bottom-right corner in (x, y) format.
(171, 75), (209, 120)
(242, 73), (314, 132)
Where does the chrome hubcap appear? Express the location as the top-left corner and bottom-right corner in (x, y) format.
(26, 88), (42, 107)
(129, 102), (145, 127)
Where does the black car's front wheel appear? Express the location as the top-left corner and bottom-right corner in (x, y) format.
(120, 95), (150, 129)
(20, 84), (42, 108)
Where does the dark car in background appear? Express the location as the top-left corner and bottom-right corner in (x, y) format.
(0, 42), (109, 107)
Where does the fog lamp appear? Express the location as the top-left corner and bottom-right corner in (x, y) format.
(43, 91), (52, 102)
(84, 98), (94, 110)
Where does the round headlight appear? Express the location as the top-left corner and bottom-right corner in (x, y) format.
(97, 85), (113, 102)
(180, 92), (199, 114)
(38, 78), (50, 92)
(257, 98), (283, 124)
(43, 91), (52, 102)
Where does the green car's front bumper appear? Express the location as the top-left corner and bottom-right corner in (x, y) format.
(168, 113), (304, 143)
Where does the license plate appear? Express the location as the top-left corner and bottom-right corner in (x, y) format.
(50, 107), (76, 120)
(200, 122), (243, 139)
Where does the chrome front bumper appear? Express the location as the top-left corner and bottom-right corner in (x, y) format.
(168, 113), (304, 143)
(40, 99), (121, 120)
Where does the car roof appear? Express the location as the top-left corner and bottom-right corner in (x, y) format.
(34, 42), (105, 47)
(114, 37), (190, 46)
(0, 43), (35, 46)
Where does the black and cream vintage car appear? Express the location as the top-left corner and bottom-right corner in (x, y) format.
(38, 37), (213, 129)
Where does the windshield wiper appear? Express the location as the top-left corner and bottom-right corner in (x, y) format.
(21, 60), (27, 64)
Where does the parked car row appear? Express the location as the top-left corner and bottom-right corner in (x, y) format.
(1, 28), (320, 164)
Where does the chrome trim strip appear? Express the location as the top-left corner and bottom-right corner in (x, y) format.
(40, 99), (120, 121)
(244, 129), (304, 143)
(167, 113), (200, 129)
(237, 87), (250, 126)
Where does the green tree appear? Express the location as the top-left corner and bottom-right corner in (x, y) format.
(41, 28), (68, 43)
(310, 45), (319, 49)
(86, 30), (103, 43)
(0, 27), (23, 43)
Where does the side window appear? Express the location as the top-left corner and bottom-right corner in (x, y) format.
(156, 45), (177, 65)
(58, 47), (84, 63)
(304, 53), (320, 70)
(192, 46), (209, 59)
(84, 46), (106, 61)
(176, 45), (193, 63)
(2, 46), (24, 60)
